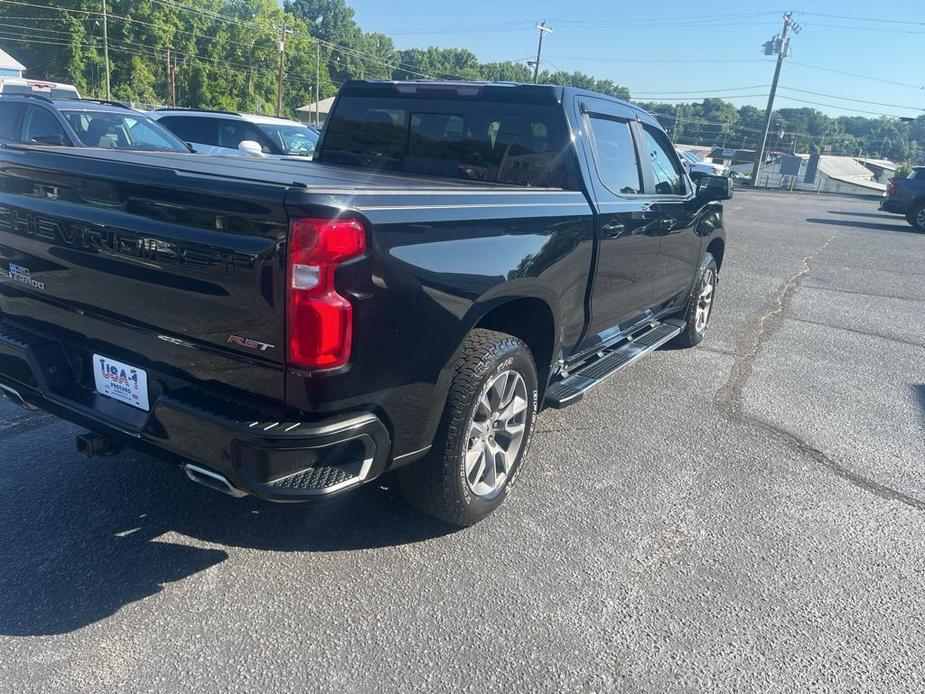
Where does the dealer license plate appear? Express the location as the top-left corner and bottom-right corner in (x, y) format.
(92, 354), (150, 411)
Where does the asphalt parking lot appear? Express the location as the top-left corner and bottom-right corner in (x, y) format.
(1, 189), (923, 693)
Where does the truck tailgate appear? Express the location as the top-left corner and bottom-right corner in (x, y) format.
(0, 147), (289, 407)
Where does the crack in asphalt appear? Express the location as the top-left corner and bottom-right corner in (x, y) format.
(714, 230), (925, 512)
(747, 414), (925, 511)
(715, 230), (841, 416)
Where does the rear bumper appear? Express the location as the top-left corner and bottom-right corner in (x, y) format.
(879, 198), (904, 214)
(0, 318), (391, 502)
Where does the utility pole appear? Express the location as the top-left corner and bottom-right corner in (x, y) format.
(276, 24), (291, 117)
(101, 0), (111, 99)
(166, 48), (177, 107)
(530, 21), (552, 84)
(315, 40), (320, 126)
(751, 11), (801, 185)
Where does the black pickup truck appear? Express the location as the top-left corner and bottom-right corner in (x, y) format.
(0, 80), (729, 526)
(880, 166), (925, 231)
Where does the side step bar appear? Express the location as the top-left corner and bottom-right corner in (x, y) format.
(545, 319), (685, 409)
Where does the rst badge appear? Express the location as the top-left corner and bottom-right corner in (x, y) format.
(227, 334), (276, 352)
(0, 263), (45, 291)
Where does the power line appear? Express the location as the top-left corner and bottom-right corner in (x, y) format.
(798, 21), (924, 35)
(795, 11), (925, 25)
(785, 61), (924, 91)
(631, 84), (770, 95)
(777, 86), (925, 112)
(772, 94), (912, 118)
(638, 94), (770, 102)
(0, 0), (99, 15)
(544, 54), (772, 64)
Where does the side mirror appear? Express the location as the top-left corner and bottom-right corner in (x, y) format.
(697, 174), (732, 201)
(238, 140), (266, 157)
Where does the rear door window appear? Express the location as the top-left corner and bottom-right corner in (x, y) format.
(320, 96), (576, 188)
(587, 116), (642, 195)
(162, 116), (219, 146)
(21, 106), (68, 145)
(0, 102), (24, 140)
(219, 121), (273, 153)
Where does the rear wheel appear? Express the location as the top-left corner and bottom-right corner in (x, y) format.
(398, 329), (538, 527)
(671, 253), (718, 349)
(908, 203), (925, 231)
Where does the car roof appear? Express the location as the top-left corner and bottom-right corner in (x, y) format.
(152, 109), (305, 127)
(0, 95), (141, 114)
(52, 99), (141, 114)
(338, 79), (664, 130)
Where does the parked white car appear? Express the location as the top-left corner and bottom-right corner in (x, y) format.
(676, 149), (729, 178)
(151, 109), (319, 159)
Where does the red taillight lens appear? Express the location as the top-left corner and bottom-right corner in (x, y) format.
(287, 218), (366, 369)
(886, 179), (897, 197)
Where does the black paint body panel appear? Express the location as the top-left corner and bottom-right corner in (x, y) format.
(0, 83), (725, 482)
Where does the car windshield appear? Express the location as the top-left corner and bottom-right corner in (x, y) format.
(257, 123), (318, 156)
(62, 110), (188, 152)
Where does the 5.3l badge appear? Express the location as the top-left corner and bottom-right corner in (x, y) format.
(0, 263), (45, 291)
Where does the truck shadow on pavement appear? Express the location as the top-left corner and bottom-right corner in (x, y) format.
(806, 217), (921, 234)
(914, 385), (925, 427)
(0, 451), (452, 636)
(827, 210), (904, 221)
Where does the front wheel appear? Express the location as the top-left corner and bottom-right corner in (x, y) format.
(398, 329), (538, 527)
(671, 253), (718, 348)
(908, 203), (925, 231)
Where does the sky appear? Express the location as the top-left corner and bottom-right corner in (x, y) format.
(347, 0), (925, 120)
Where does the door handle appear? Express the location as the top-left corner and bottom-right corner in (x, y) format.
(660, 219), (677, 231)
(602, 222), (625, 238)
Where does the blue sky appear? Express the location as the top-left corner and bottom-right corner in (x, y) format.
(348, 0), (925, 119)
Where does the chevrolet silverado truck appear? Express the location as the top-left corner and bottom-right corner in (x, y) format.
(0, 80), (729, 526)
(880, 166), (925, 231)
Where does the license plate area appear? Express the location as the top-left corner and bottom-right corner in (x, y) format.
(92, 354), (150, 411)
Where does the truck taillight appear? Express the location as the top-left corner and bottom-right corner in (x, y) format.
(287, 218), (366, 369)
(886, 179), (897, 197)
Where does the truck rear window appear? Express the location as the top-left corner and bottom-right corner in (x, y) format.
(318, 97), (577, 189)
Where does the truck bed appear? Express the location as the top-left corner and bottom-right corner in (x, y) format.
(0, 145), (592, 460)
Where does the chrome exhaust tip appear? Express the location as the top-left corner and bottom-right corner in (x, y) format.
(0, 383), (38, 411)
(184, 463), (248, 498)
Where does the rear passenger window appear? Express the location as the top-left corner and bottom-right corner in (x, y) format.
(163, 117), (219, 145)
(642, 127), (686, 196)
(588, 116), (642, 195)
(21, 106), (67, 145)
(219, 122), (269, 152)
(0, 102), (24, 140)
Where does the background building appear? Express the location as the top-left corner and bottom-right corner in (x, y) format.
(0, 47), (25, 79)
